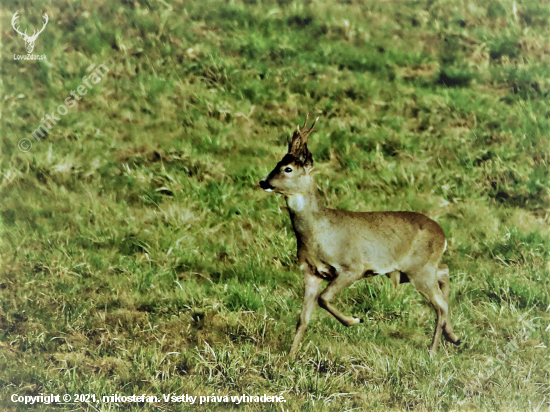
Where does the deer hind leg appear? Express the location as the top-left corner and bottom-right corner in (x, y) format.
(437, 264), (450, 303)
(436, 264), (460, 345)
(410, 265), (451, 354)
(289, 268), (323, 357)
(318, 272), (363, 327)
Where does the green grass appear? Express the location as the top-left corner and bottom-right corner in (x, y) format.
(1, 0), (549, 410)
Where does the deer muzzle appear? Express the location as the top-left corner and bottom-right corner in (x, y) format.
(259, 179), (275, 191)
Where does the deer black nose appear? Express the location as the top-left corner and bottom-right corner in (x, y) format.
(259, 179), (274, 190)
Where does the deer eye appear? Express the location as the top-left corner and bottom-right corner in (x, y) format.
(283, 167), (293, 173)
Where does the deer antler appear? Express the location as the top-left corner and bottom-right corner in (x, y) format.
(300, 115), (318, 146)
(28, 13), (48, 41)
(11, 11), (27, 37)
(289, 114), (319, 156)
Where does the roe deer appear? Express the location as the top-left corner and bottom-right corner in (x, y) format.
(259, 116), (460, 357)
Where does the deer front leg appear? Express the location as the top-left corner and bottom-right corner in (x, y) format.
(289, 266), (323, 357)
(318, 272), (363, 327)
(387, 270), (400, 289)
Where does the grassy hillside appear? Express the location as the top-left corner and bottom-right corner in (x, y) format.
(1, 0), (549, 410)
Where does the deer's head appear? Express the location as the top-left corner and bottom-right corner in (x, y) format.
(12, 11), (49, 54)
(259, 115), (318, 196)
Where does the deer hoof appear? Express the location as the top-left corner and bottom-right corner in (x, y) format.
(353, 317), (364, 324)
(453, 339), (461, 346)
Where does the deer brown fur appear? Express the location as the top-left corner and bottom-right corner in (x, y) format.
(259, 116), (460, 357)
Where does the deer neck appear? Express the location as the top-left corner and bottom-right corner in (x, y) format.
(285, 181), (324, 237)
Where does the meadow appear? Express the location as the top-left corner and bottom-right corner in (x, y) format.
(0, 0), (549, 410)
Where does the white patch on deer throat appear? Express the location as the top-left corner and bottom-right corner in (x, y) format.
(288, 194), (305, 212)
(264, 188), (273, 192)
